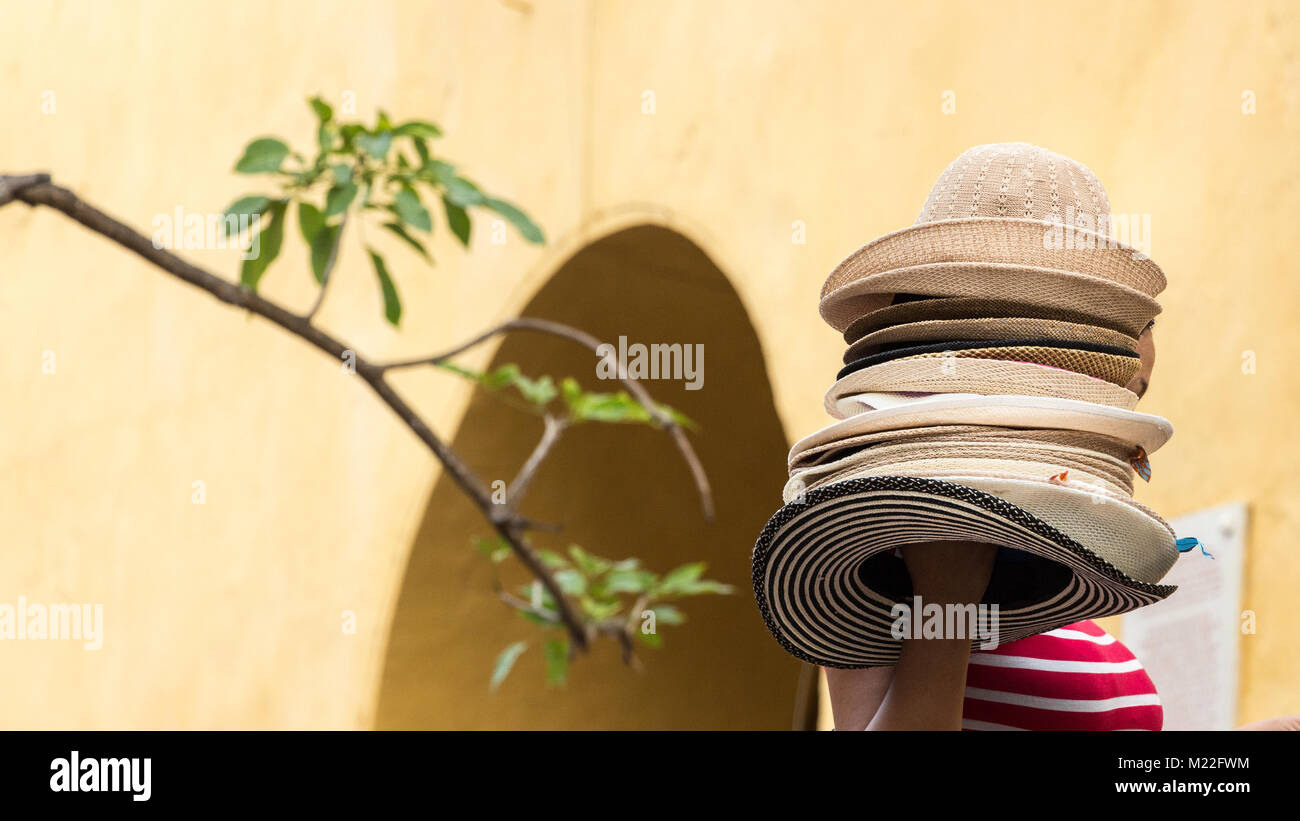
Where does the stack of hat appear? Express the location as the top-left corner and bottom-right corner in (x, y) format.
(752, 143), (1187, 668)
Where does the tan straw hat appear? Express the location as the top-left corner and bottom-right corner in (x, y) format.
(786, 436), (1139, 497)
(788, 394), (1173, 460)
(818, 143), (1166, 332)
(842, 296), (1149, 342)
(839, 339), (1143, 386)
(753, 474), (1177, 667)
(824, 357), (1139, 417)
(843, 316), (1139, 363)
(822, 262), (1161, 334)
(787, 424), (1137, 473)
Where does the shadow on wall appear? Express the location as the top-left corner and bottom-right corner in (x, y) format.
(373, 225), (800, 729)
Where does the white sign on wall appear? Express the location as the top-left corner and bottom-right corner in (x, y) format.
(1122, 501), (1248, 731)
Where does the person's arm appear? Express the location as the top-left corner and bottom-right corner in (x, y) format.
(826, 540), (997, 731)
(825, 666), (893, 730)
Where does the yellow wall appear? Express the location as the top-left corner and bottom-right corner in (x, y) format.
(1, 0), (1297, 727)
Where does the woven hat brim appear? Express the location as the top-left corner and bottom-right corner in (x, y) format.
(819, 218), (1167, 300)
(789, 472), (1176, 578)
(789, 424), (1137, 473)
(837, 338), (1142, 387)
(752, 475), (1176, 668)
(843, 296), (1145, 342)
(789, 438), (1138, 496)
(788, 394), (1174, 460)
(819, 262), (1161, 334)
(825, 359), (1139, 417)
(896, 346), (1141, 387)
(789, 454), (1135, 497)
(844, 316), (1140, 362)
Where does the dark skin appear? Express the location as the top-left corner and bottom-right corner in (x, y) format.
(828, 326), (1156, 731)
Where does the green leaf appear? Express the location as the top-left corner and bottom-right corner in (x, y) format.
(443, 195), (471, 247)
(239, 200), (287, 290)
(518, 581), (557, 611)
(394, 120), (443, 140)
(220, 195), (271, 238)
(661, 562), (706, 588)
(578, 596), (623, 622)
(553, 568), (588, 596)
(654, 562), (735, 597)
(543, 638), (569, 686)
(367, 248), (402, 326)
(297, 201), (339, 284)
(489, 642), (527, 691)
(483, 196), (545, 244)
(413, 138), (432, 167)
(234, 137), (291, 174)
(536, 549), (569, 569)
(648, 604), (686, 625)
(568, 545), (612, 577)
(339, 123), (365, 148)
(510, 373), (556, 406)
(381, 221), (431, 263)
(442, 175), (484, 208)
(516, 608), (558, 627)
(392, 187), (432, 232)
(560, 384), (697, 429)
(455, 363), (556, 406)
(324, 182), (358, 217)
(316, 124), (336, 154)
(308, 96), (333, 123)
(356, 130), (393, 159)
(472, 536), (512, 563)
(563, 389), (654, 425)
(561, 378), (583, 406)
(636, 631), (664, 648)
(602, 569), (657, 596)
(331, 163), (353, 185)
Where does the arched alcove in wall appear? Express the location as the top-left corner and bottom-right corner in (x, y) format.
(374, 225), (801, 729)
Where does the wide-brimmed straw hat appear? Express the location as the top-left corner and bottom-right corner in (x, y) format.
(817, 142), (1166, 333)
(788, 394), (1173, 462)
(842, 296), (1149, 343)
(786, 433), (1140, 497)
(753, 474), (1177, 667)
(824, 358), (1139, 417)
(837, 338), (1143, 387)
(788, 424), (1140, 473)
(843, 316), (1139, 363)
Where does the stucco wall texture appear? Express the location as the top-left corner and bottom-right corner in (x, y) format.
(1, 0), (1296, 727)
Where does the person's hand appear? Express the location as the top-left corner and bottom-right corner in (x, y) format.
(900, 540), (997, 605)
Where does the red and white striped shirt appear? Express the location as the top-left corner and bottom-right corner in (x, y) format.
(962, 620), (1162, 731)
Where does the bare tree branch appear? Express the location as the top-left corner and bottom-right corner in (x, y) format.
(379, 317), (716, 520)
(496, 590), (561, 625)
(506, 414), (566, 513)
(0, 173), (50, 206)
(4, 174), (602, 649)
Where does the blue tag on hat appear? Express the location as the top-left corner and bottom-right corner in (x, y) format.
(1129, 447), (1152, 482)
(1176, 537), (1213, 558)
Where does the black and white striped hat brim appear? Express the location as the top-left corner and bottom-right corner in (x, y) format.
(752, 475), (1176, 668)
